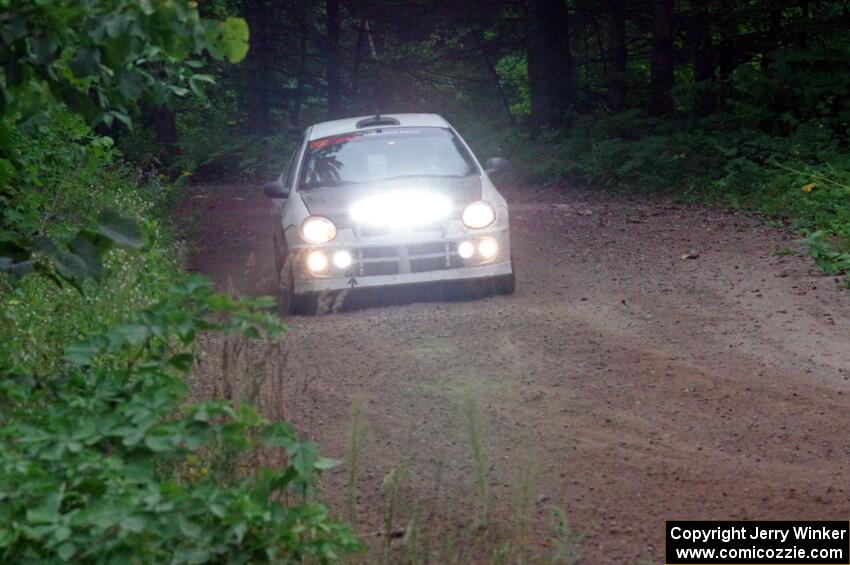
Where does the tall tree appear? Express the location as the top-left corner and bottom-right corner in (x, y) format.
(242, 0), (273, 133)
(526, 0), (576, 128)
(649, 0), (674, 116)
(325, 0), (343, 119)
(717, 0), (737, 79)
(608, 0), (627, 110)
(290, 2), (311, 126)
(692, 0), (716, 114)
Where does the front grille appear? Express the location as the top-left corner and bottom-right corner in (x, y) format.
(354, 242), (461, 277)
(361, 246), (397, 259)
(363, 261), (399, 276)
(407, 242), (444, 255)
(359, 225), (391, 237)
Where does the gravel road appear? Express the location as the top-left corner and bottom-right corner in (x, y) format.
(187, 182), (850, 563)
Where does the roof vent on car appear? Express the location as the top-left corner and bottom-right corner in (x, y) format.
(355, 114), (400, 129)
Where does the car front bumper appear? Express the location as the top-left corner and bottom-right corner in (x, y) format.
(291, 226), (512, 295)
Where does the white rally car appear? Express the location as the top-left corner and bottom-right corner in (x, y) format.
(263, 113), (515, 314)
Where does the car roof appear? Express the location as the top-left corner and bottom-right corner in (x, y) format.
(307, 113), (451, 141)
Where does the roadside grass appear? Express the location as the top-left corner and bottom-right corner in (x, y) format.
(193, 335), (583, 562)
(347, 397), (370, 526)
(352, 393), (578, 563)
(462, 393), (492, 528)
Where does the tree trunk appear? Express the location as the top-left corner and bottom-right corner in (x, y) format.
(762, 3), (783, 68)
(649, 0), (674, 116)
(472, 29), (516, 127)
(325, 0), (343, 120)
(243, 0), (272, 134)
(526, 0), (576, 129)
(608, 0), (627, 110)
(352, 17), (366, 105)
(692, 0), (716, 114)
(291, 4), (309, 127)
(718, 0), (736, 79)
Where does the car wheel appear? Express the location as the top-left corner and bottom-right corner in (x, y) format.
(493, 256), (516, 295)
(277, 257), (295, 315)
(272, 233), (284, 285)
(493, 271), (515, 295)
(278, 257), (318, 316)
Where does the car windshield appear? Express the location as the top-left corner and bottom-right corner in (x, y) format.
(299, 127), (478, 190)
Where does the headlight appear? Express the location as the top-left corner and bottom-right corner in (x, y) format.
(300, 216), (336, 243)
(462, 201), (496, 229)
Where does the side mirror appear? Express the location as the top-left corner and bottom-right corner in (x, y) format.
(263, 180), (289, 199)
(484, 157), (510, 175)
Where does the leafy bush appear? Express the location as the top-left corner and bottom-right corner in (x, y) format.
(1, 0), (250, 276)
(0, 111), (184, 376)
(1, 3), (359, 561)
(0, 276), (360, 563)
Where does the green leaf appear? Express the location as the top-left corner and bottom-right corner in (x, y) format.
(111, 323), (149, 345)
(287, 440), (320, 483)
(68, 47), (101, 78)
(263, 422), (296, 447)
(189, 74), (215, 97)
(168, 353), (195, 372)
(64, 339), (101, 365)
(314, 457), (341, 471)
(57, 541), (76, 561)
(68, 233), (103, 280)
(26, 492), (62, 525)
(118, 71), (143, 100)
(48, 247), (92, 281)
(31, 33), (59, 65)
(0, 257), (34, 280)
(174, 548), (211, 564)
(210, 18), (250, 64)
(97, 209), (143, 249)
(104, 14), (128, 39)
(119, 516), (145, 533)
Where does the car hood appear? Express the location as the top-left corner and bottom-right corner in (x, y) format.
(299, 176), (482, 227)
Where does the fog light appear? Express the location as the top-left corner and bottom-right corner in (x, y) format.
(458, 241), (474, 259)
(307, 251), (328, 273)
(333, 250), (352, 269)
(479, 238), (498, 259)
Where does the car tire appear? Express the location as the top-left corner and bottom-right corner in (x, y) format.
(493, 271), (515, 295)
(277, 257), (317, 316)
(493, 257), (516, 295)
(277, 257), (295, 315)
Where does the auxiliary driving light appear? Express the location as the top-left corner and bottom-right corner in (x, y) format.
(350, 191), (452, 227)
(457, 241), (475, 259)
(307, 251), (329, 273)
(333, 250), (352, 269)
(479, 238), (498, 259)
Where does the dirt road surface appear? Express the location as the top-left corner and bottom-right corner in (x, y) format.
(186, 182), (850, 563)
